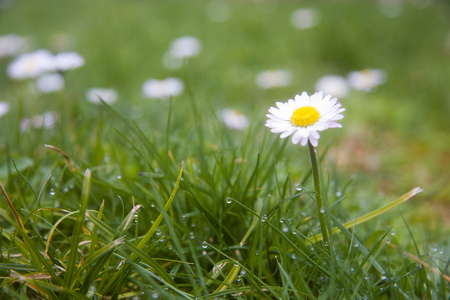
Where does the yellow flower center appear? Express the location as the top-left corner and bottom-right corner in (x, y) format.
(290, 106), (320, 127)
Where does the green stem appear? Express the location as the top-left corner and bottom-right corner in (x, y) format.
(308, 141), (330, 248)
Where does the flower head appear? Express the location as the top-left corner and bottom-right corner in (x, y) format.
(315, 75), (349, 98)
(52, 51), (84, 72)
(86, 88), (118, 105)
(256, 70), (292, 89)
(169, 36), (202, 59)
(7, 50), (54, 79)
(0, 101), (10, 118)
(142, 77), (184, 100)
(220, 108), (249, 130)
(290, 8), (321, 30)
(36, 73), (65, 93)
(0, 34), (29, 58)
(348, 69), (386, 92)
(265, 91), (345, 147)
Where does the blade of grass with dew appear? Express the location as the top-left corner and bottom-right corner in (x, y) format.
(63, 169), (91, 293)
(309, 187), (423, 243)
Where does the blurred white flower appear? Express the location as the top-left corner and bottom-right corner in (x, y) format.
(7, 50), (54, 79)
(142, 77), (184, 100)
(168, 36), (202, 59)
(86, 88), (118, 105)
(52, 52), (84, 72)
(315, 75), (349, 98)
(0, 34), (29, 58)
(207, 0), (231, 22)
(378, 0), (403, 18)
(220, 108), (249, 130)
(256, 70), (292, 89)
(348, 69), (386, 92)
(0, 101), (10, 117)
(36, 73), (65, 93)
(290, 8), (320, 30)
(21, 111), (58, 131)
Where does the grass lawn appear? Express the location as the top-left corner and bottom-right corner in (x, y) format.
(0, 0), (449, 298)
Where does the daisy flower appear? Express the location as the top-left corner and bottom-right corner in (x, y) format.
(86, 88), (118, 105)
(142, 77), (184, 100)
(168, 36), (202, 59)
(7, 49), (54, 79)
(220, 108), (249, 130)
(0, 101), (10, 118)
(348, 68), (386, 92)
(52, 51), (85, 72)
(290, 8), (321, 30)
(256, 70), (292, 89)
(315, 75), (349, 98)
(36, 73), (65, 93)
(265, 91), (345, 147)
(0, 34), (29, 58)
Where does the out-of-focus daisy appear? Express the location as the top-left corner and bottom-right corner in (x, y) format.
(51, 51), (84, 72)
(0, 34), (29, 58)
(168, 36), (202, 59)
(86, 88), (118, 105)
(315, 75), (349, 98)
(256, 70), (292, 89)
(348, 69), (386, 92)
(0, 101), (10, 117)
(265, 91), (345, 147)
(21, 111), (58, 131)
(378, 0), (403, 18)
(142, 77), (184, 100)
(207, 0), (231, 22)
(220, 108), (249, 130)
(7, 50), (54, 79)
(290, 8), (321, 30)
(36, 73), (65, 93)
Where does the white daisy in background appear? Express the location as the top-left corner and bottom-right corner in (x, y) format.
(21, 111), (58, 131)
(206, 0), (232, 22)
(256, 70), (292, 89)
(7, 49), (54, 79)
(220, 108), (249, 130)
(164, 36), (202, 70)
(168, 36), (202, 59)
(51, 51), (84, 72)
(0, 34), (29, 58)
(36, 73), (65, 93)
(348, 68), (386, 92)
(0, 101), (10, 118)
(315, 75), (350, 98)
(142, 77), (184, 100)
(265, 91), (345, 147)
(290, 8), (321, 30)
(86, 88), (118, 105)
(377, 0), (403, 18)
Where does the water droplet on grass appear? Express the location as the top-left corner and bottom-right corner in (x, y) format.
(336, 191), (342, 197)
(49, 188), (55, 196)
(319, 207), (325, 213)
(116, 175), (122, 179)
(202, 241), (207, 249)
(279, 217), (285, 223)
(155, 229), (161, 236)
(226, 197), (232, 204)
(354, 242), (359, 248)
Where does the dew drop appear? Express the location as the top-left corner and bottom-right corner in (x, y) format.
(268, 193), (271, 198)
(282, 225), (289, 233)
(202, 241), (207, 249)
(364, 275), (369, 280)
(291, 253), (297, 260)
(202, 250), (207, 256)
(226, 197), (232, 204)
(240, 270), (246, 276)
(116, 175), (122, 180)
(150, 202), (155, 208)
(236, 275), (242, 282)
(234, 261), (239, 267)
(255, 251), (259, 256)
(319, 207), (325, 214)
(381, 275), (387, 280)
(354, 242), (359, 248)
(151, 292), (159, 299)
(336, 191), (342, 197)
(155, 229), (161, 236)
(390, 230), (396, 236)
(180, 177), (184, 181)
(189, 232), (195, 239)
(386, 238), (391, 244)
(261, 214), (268, 223)
(279, 217), (285, 223)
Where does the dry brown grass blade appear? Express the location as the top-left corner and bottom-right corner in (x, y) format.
(44, 144), (75, 171)
(0, 181), (25, 230)
(387, 242), (450, 283)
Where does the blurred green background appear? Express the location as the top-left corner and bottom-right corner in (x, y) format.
(1, 0), (449, 238)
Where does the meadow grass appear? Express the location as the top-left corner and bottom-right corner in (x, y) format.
(1, 1), (450, 298)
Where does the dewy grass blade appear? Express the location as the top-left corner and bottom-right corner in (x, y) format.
(63, 169), (91, 291)
(309, 187), (423, 243)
